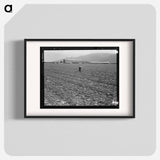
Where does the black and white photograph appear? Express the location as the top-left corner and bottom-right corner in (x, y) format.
(40, 47), (119, 108)
(25, 39), (135, 117)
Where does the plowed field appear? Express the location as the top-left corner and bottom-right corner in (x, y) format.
(44, 63), (118, 107)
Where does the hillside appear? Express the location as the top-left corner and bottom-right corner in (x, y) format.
(66, 53), (117, 63)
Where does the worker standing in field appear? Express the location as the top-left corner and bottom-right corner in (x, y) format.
(79, 66), (82, 72)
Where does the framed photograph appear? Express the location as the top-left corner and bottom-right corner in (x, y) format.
(25, 39), (135, 118)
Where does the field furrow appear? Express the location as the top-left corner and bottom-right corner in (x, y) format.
(44, 63), (118, 107)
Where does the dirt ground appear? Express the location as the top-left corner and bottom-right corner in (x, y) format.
(44, 63), (118, 107)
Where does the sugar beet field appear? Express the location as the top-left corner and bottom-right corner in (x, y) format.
(44, 63), (118, 107)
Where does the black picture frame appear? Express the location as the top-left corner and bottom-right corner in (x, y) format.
(24, 39), (135, 118)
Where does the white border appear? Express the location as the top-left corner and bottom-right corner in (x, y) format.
(26, 40), (134, 117)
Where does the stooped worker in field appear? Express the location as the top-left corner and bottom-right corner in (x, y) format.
(79, 66), (82, 72)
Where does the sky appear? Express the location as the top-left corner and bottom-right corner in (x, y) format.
(44, 49), (118, 62)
